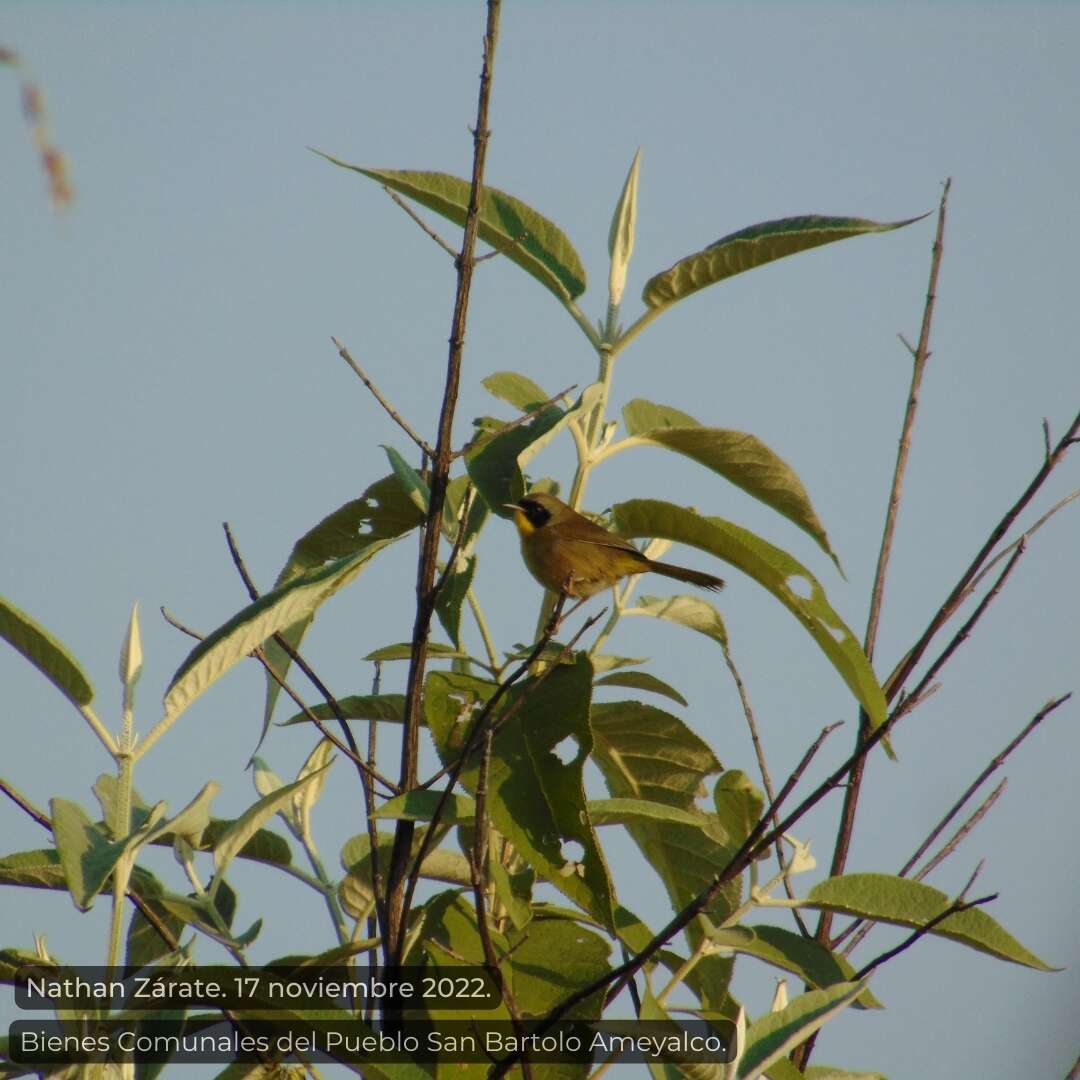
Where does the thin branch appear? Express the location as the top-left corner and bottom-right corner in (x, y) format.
(223, 521), (259, 602)
(835, 692), (1069, 953)
(161, 606), (201, 639)
(866, 177), (950, 666)
(451, 383), (578, 460)
(721, 640), (812, 937)
(883, 406), (1080, 702)
(838, 779), (1006, 956)
(964, 488), (1079, 598)
(384, 186), (458, 259)
(914, 779), (1005, 883)
(0, 774), (51, 829)
(853, 864), (994, 981)
(387, 0), (503, 967)
(332, 336), (434, 457)
(892, 539), (1027, 724)
(816, 179), (951, 963)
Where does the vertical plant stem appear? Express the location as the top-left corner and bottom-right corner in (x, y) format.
(385, 0), (502, 966)
(815, 179), (951, 939)
(796, 179), (947, 1072)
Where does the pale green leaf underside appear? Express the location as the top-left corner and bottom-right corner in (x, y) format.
(738, 983), (866, 1079)
(643, 213), (925, 311)
(316, 156), (587, 301)
(261, 473), (424, 729)
(594, 670), (688, 707)
(628, 425), (840, 569)
(710, 924), (881, 1009)
(612, 500), (886, 733)
(805, 873), (1056, 971)
(0, 594), (94, 707)
(622, 398), (701, 435)
(213, 765), (331, 880)
(164, 542), (393, 722)
(482, 371), (553, 411)
(625, 593), (728, 647)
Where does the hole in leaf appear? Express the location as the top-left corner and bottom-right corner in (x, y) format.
(786, 574), (813, 600)
(552, 735), (580, 764)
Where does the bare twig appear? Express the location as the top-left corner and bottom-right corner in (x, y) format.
(223, 521), (260, 602)
(332, 336), (434, 457)
(816, 179), (951, 963)
(964, 489), (1079, 598)
(161, 603), (399, 796)
(902, 694), (1066, 878)
(883, 407), (1080, 702)
(450, 383), (578, 460)
(838, 779), (1006, 956)
(913, 780), (1006, 884)
(853, 863), (994, 981)
(384, 186), (458, 259)
(386, 0), (502, 966)
(160, 606), (201, 639)
(0, 774), (50, 829)
(835, 693), (1069, 953)
(892, 540), (1027, 724)
(721, 640), (812, 937)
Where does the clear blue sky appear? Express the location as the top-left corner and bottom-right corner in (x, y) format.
(3, 4), (1078, 1078)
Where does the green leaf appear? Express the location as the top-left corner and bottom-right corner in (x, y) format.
(638, 985), (728, 1080)
(588, 798), (715, 830)
(625, 593), (728, 647)
(804, 1068), (887, 1080)
(804, 873), (1057, 971)
(506, 917), (611, 1019)
(483, 371), (553, 411)
(591, 700), (721, 807)
(465, 385), (594, 512)
(162, 818), (293, 868)
(212, 766), (330, 881)
(590, 702), (737, 930)
(710, 924), (881, 1009)
(315, 158), (587, 301)
(713, 771), (764, 849)
(165, 542), (393, 723)
(738, 983), (865, 1079)
(435, 554), (476, 647)
(607, 148), (641, 307)
(621, 426), (840, 569)
(623, 399), (701, 435)
(0, 848), (67, 890)
(612, 500), (887, 735)
(363, 641), (469, 662)
(279, 692), (406, 727)
(261, 473), (425, 728)
(382, 444), (429, 514)
(373, 789), (476, 824)
(0, 595), (94, 707)
(594, 670), (688, 707)
(293, 738), (335, 840)
(49, 798), (127, 911)
(425, 658), (616, 931)
(642, 213), (925, 312)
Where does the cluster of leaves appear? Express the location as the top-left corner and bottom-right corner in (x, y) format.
(0, 148), (1059, 1080)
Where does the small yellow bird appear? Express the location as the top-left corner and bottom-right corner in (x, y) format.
(505, 492), (725, 598)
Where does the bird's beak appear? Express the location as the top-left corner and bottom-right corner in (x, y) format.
(502, 502), (521, 515)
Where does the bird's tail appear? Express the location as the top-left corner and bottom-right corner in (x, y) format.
(649, 560), (725, 592)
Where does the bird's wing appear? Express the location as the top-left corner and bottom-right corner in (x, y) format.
(562, 532), (650, 561)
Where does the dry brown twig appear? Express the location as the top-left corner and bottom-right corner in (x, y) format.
(386, 0), (504, 967)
